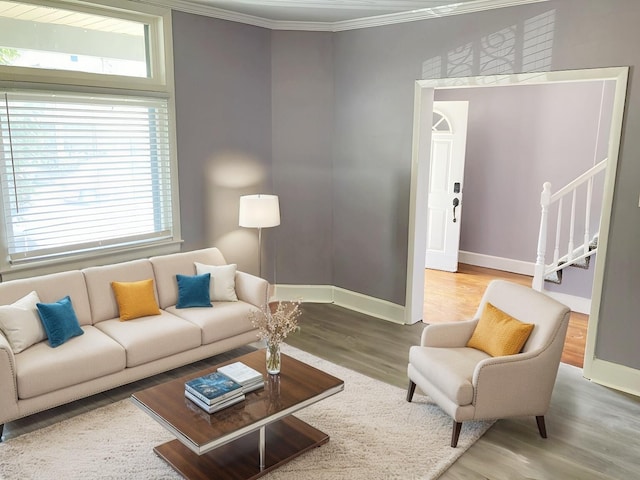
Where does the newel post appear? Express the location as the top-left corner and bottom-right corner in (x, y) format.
(533, 182), (552, 291)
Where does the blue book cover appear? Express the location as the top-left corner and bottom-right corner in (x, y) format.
(185, 372), (243, 404)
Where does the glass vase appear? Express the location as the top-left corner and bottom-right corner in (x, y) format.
(266, 341), (281, 375)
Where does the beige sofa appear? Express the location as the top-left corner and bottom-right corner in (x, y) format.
(0, 248), (268, 440)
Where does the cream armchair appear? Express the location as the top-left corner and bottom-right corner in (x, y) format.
(407, 280), (570, 447)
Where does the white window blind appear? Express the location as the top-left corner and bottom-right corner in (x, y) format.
(0, 91), (175, 264)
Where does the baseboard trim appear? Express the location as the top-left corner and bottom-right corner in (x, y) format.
(272, 284), (406, 324)
(543, 290), (591, 314)
(272, 265), (589, 323)
(458, 252), (592, 313)
(272, 285), (334, 303)
(332, 287), (405, 325)
(459, 251), (535, 276)
(583, 357), (640, 397)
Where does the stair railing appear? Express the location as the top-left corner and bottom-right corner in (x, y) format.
(533, 158), (607, 291)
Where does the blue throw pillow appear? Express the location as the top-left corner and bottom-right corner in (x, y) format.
(36, 296), (84, 348)
(176, 273), (212, 309)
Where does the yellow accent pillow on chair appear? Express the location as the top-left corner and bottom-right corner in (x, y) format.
(467, 302), (534, 356)
(111, 279), (161, 321)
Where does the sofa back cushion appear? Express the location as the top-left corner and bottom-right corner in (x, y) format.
(83, 259), (157, 324)
(0, 270), (92, 327)
(150, 248), (227, 309)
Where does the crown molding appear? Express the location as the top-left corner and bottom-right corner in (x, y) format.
(328, 0), (549, 32)
(137, 0), (549, 31)
(134, 0), (275, 28)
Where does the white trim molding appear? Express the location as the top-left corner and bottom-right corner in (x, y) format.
(140, 0), (548, 31)
(583, 358), (640, 398)
(330, 0), (548, 32)
(333, 287), (405, 324)
(459, 251), (535, 276)
(272, 284), (334, 303)
(544, 291), (591, 315)
(273, 284), (405, 324)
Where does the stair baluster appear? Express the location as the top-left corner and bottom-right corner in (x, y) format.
(533, 159), (607, 291)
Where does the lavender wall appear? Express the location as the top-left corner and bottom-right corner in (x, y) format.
(329, 1), (640, 368)
(435, 81), (612, 300)
(170, 1), (640, 370)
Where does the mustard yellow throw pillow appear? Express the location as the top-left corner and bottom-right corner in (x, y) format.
(111, 279), (160, 321)
(467, 302), (534, 357)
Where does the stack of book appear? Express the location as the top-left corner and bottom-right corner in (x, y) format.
(217, 362), (265, 393)
(184, 372), (245, 414)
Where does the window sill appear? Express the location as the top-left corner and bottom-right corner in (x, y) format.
(0, 240), (183, 281)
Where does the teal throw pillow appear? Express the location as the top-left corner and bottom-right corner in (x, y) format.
(176, 273), (212, 309)
(36, 296), (84, 348)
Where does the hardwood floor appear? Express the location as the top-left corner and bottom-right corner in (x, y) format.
(3, 266), (637, 479)
(424, 264), (588, 367)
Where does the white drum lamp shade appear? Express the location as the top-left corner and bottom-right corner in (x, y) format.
(239, 195), (280, 228)
(239, 194), (280, 277)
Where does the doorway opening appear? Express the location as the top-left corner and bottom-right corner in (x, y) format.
(405, 67), (629, 377)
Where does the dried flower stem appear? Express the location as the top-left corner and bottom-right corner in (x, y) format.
(249, 300), (302, 345)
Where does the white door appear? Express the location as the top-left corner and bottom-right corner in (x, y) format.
(425, 101), (469, 272)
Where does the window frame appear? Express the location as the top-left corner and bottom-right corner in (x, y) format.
(0, 0), (181, 279)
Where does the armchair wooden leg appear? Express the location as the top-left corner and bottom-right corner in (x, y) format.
(451, 421), (462, 447)
(406, 380), (416, 402)
(536, 415), (547, 438)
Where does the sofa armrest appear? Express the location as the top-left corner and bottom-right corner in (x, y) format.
(0, 333), (19, 425)
(420, 319), (478, 347)
(235, 271), (268, 309)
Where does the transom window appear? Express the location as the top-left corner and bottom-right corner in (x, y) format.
(0, 0), (149, 78)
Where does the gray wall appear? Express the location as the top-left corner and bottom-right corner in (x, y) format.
(271, 31), (334, 286)
(171, 1), (640, 370)
(172, 12), (272, 274)
(332, 26), (416, 304)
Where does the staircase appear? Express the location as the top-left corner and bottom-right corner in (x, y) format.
(532, 159), (606, 291)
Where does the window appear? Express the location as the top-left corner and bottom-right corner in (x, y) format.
(0, 1), (178, 276)
(0, 91), (173, 263)
(0, 0), (150, 78)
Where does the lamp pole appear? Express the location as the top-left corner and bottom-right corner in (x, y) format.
(257, 226), (263, 278)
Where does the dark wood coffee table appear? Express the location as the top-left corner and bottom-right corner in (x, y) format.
(131, 349), (344, 480)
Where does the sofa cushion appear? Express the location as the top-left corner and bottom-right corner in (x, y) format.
(149, 248), (228, 309)
(408, 346), (490, 405)
(0, 291), (47, 353)
(83, 259), (157, 324)
(15, 326), (126, 399)
(94, 310), (201, 367)
(0, 270), (92, 326)
(111, 279), (161, 321)
(166, 301), (258, 345)
(195, 262), (238, 302)
(36, 296), (84, 348)
(176, 273), (212, 308)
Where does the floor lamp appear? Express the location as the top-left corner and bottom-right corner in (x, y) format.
(239, 194), (280, 278)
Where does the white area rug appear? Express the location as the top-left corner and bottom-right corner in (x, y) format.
(0, 345), (492, 479)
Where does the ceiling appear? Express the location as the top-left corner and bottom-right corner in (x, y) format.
(154, 0), (548, 31)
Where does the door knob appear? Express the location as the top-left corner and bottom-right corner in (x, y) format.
(452, 198), (460, 223)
